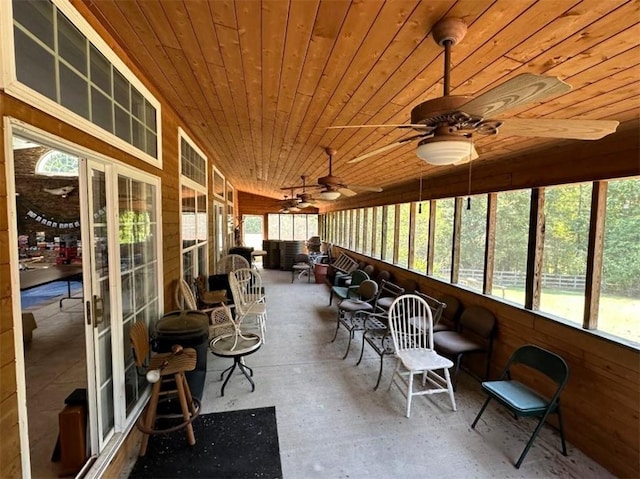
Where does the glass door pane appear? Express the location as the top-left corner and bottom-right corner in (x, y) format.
(84, 161), (115, 448)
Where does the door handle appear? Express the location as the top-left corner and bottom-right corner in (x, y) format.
(93, 295), (104, 328)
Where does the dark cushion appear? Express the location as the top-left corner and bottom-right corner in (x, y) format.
(433, 330), (484, 355)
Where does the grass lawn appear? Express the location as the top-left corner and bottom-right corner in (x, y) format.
(496, 287), (639, 345)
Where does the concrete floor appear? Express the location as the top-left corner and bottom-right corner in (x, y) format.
(22, 268), (613, 478)
(195, 268), (612, 479)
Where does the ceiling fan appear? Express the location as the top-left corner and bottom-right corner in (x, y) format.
(282, 147), (383, 201)
(328, 18), (619, 166)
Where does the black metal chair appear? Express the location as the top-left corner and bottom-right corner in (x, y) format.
(471, 344), (569, 468)
(331, 279), (378, 359)
(355, 280), (405, 389)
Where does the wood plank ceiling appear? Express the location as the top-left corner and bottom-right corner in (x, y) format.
(79, 0), (640, 202)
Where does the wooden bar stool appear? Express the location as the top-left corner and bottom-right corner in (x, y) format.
(130, 321), (201, 456)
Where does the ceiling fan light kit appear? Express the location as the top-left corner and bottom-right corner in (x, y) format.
(416, 135), (474, 165)
(319, 190), (341, 200)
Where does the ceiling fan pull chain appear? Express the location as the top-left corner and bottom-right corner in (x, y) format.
(418, 167), (423, 214)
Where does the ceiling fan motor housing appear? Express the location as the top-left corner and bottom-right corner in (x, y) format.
(410, 95), (475, 128)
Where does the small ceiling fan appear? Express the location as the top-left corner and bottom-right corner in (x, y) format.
(328, 18), (619, 166)
(282, 147), (383, 201)
(278, 194), (301, 213)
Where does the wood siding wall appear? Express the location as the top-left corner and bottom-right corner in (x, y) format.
(331, 246), (639, 478)
(0, 1), (230, 469)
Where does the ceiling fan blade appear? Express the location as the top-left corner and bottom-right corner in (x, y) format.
(326, 124), (431, 130)
(280, 184), (305, 190)
(347, 184), (384, 193)
(347, 134), (427, 164)
(459, 74), (572, 118)
(498, 118), (619, 140)
(337, 187), (358, 197)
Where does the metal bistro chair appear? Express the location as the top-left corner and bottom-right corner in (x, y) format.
(387, 294), (457, 418)
(292, 253), (313, 283)
(471, 344), (569, 469)
(329, 269), (369, 306)
(355, 280), (405, 389)
(331, 279), (378, 359)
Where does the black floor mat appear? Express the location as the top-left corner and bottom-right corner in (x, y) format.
(129, 406), (282, 479)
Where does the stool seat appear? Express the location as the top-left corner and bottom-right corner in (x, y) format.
(148, 349), (197, 375)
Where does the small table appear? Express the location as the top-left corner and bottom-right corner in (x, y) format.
(209, 332), (262, 396)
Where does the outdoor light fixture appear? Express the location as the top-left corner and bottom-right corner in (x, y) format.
(319, 190), (341, 200)
(415, 136), (477, 165)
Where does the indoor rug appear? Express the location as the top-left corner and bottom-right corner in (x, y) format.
(128, 406), (282, 479)
(20, 281), (82, 309)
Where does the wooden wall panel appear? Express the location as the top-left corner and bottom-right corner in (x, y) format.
(330, 246), (639, 478)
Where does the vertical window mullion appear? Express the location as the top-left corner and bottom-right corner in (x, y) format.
(584, 181), (607, 329)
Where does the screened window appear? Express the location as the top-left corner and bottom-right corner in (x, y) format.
(433, 198), (454, 281)
(397, 203), (411, 268)
(372, 206), (383, 259)
(493, 189), (530, 305)
(363, 208), (373, 255)
(243, 215), (264, 251)
(540, 183), (591, 324)
(413, 201), (430, 273)
(12, 0), (159, 160)
(383, 206), (395, 262)
(459, 195), (487, 292)
(267, 214), (319, 240)
(598, 178), (640, 343)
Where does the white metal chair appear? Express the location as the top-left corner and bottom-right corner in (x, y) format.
(216, 254), (250, 274)
(208, 304), (262, 396)
(229, 269), (267, 342)
(387, 294), (457, 417)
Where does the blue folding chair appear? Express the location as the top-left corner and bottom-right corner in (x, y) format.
(471, 344), (569, 468)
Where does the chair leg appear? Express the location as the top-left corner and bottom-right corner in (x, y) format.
(515, 411), (552, 468)
(331, 310), (342, 342)
(471, 396), (492, 429)
(356, 334), (367, 366)
(557, 403), (567, 456)
(139, 381), (162, 456)
(174, 372), (196, 447)
(444, 367), (457, 411)
(406, 371), (414, 418)
(342, 327), (354, 359)
(452, 354), (463, 391)
(373, 354), (385, 390)
(329, 289), (333, 305)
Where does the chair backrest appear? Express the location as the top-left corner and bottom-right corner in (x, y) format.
(350, 269), (369, 288)
(388, 294), (434, 352)
(229, 268), (264, 317)
(294, 253), (311, 264)
(356, 279), (378, 302)
(375, 270), (391, 285)
(216, 254), (250, 274)
(414, 291), (446, 326)
(440, 294), (461, 323)
(508, 344), (569, 388)
(459, 306), (496, 339)
(401, 278), (418, 293)
(130, 320), (150, 367)
(373, 279), (405, 312)
(331, 253), (358, 274)
(363, 264), (375, 277)
(175, 278), (198, 310)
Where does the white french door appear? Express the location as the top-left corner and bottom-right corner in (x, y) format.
(80, 158), (162, 456)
